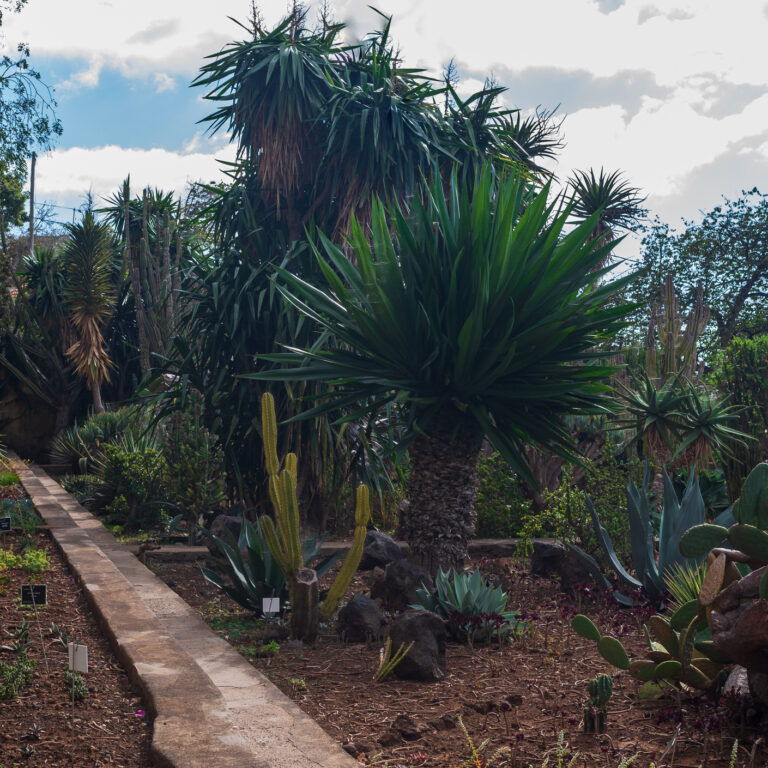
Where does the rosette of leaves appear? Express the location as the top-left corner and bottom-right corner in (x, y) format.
(412, 568), (519, 642)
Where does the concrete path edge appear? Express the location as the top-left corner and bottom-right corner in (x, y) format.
(13, 458), (358, 768)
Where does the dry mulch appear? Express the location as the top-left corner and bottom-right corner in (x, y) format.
(151, 556), (768, 768)
(0, 525), (152, 767)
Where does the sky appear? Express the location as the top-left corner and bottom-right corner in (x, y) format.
(4, 0), (768, 260)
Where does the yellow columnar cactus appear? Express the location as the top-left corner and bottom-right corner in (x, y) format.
(319, 483), (370, 621)
(259, 392), (370, 626)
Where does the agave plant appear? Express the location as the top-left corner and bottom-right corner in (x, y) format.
(253, 166), (631, 573)
(412, 568), (518, 641)
(566, 465), (707, 605)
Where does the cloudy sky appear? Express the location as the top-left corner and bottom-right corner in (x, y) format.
(5, 0), (768, 256)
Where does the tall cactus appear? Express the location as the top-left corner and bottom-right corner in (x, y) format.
(319, 484), (370, 621)
(258, 393), (370, 638)
(647, 275), (709, 383)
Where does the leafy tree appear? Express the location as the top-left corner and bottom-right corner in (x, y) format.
(0, 0), (62, 177)
(629, 189), (768, 350)
(162, 6), (564, 513)
(254, 168), (631, 572)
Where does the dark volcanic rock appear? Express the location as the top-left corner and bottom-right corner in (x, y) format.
(337, 594), (386, 642)
(388, 610), (447, 682)
(359, 530), (403, 571)
(530, 540), (566, 577)
(370, 560), (434, 609)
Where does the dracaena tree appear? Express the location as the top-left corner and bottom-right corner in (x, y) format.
(254, 167), (633, 573)
(60, 211), (116, 415)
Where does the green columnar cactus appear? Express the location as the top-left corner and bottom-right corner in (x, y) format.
(648, 275), (709, 383)
(319, 484), (370, 622)
(258, 393), (371, 637)
(584, 674), (613, 733)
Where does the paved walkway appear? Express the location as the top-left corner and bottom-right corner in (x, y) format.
(14, 459), (357, 768)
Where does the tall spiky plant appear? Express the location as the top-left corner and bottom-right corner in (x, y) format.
(60, 210), (116, 414)
(568, 167), (646, 248)
(254, 166), (633, 573)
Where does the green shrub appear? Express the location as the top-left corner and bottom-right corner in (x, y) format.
(50, 406), (141, 474)
(163, 391), (226, 543)
(60, 474), (105, 506)
(474, 452), (531, 538)
(62, 667), (88, 701)
(518, 456), (639, 563)
(0, 651), (35, 700)
(99, 440), (169, 531)
(711, 334), (768, 498)
(0, 472), (20, 486)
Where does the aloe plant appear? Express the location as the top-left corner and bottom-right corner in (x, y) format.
(566, 465), (706, 605)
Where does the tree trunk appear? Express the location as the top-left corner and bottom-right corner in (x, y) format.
(91, 384), (105, 415)
(402, 409), (484, 575)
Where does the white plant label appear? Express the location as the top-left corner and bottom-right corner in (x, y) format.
(68, 642), (88, 674)
(262, 597), (280, 614)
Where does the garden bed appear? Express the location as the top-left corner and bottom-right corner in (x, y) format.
(150, 556), (767, 768)
(0, 520), (152, 767)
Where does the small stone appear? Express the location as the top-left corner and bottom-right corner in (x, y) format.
(392, 714), (422, 740)
(337, 594), (386, 642)
(377, 730), (402, 747)
(359, 531), (403, 571)
(428, 714), (456, 731)
(723, 666), (750, 698)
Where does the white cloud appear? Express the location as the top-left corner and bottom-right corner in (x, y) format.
(33, 144), (236, 209)
(4, 0), (768, 240)
(153, 73), (176, 93)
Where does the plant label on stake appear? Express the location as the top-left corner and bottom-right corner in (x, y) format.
(21, 584), (49, 674)
(262, 597), (280, 615)
(21, 584), (47, 606)
(0, 516), (10, 532)
(67, 642), (88, 674)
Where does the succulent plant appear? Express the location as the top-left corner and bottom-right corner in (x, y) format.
(584, 674), (613, 733)
(566, 464), (707, 605)
(571, 609), (723, 693)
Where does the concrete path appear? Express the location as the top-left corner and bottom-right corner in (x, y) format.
(14, 459), (358, 768)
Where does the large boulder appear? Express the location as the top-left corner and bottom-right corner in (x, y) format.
(370, 560), (434, 610)
(388, 610), (447, 682)
(557, 549), (595, 594)
(530, 540), (566, 577)
(359, 530), (403, 571)
(206, 514), (243, 555)
(337, 594), (386, 642)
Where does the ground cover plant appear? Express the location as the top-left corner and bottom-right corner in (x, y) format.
(0, 478), (151, 766)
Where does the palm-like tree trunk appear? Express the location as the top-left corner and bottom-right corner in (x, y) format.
(400, 407), (484, 575)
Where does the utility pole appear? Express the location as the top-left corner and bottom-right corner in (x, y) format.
(29, 151), (36, 256)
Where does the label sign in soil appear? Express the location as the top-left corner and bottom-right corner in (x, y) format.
(20, 584), (47, 606)
(262, 597), (280, 614)
(68, 642), (89, 673)
(0, 517), (10, 532)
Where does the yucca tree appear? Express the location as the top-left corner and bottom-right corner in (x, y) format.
(568, 167), (646, 246)
(254, 167), (632, 573)
(60, 211), (116, 414)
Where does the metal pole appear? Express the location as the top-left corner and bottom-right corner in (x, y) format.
(29, 151), (36, 256)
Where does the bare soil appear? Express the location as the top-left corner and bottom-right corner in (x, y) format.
(150, 556), (768, 768)
(0, 527), (152, 768)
